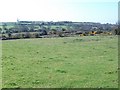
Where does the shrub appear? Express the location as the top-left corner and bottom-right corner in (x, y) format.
(11, 34), (20, 39)
(23, 32), (31, 38)
(34, 33), (40, 38)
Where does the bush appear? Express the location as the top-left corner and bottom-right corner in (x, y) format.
(11, 34), (21, 39)
(8, 33), (12, 38)
(23, 32), (31, 38)
(34, 33), (40, 38)
(2, 35), (7, 40)
(114, 29), (120, 35)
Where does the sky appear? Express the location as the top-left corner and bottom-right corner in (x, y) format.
(0, 0), (119, 24)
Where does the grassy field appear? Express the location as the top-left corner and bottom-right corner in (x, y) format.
(2, 35), (118, 88)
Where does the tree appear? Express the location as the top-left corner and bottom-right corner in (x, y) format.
(51, 29), (57, 34)
(62, 28), (66, 32)
(2, 23), (8, 30)
(24, 32), (31, 38)
(39, 30), (47, 35)
(114, 29), (120, 35)
(35, 33), (40, 38)
(0, 28), (2, 34)
(8, 32), (12, 38)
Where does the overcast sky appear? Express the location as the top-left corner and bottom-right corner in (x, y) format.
(0, 0), (119, 24)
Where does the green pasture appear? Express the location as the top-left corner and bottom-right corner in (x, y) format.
(0, 25), (68, 30)
(2, 36), (118, 88)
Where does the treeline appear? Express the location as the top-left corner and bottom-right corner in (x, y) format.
(1, 29), (118, 40)
(0, 21), (119, 40)
(0, 21), (118, 34)
(2, 32), (43, 40)
(1, 30), (48, 40)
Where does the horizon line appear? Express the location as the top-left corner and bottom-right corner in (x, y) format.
(0, 21), (117, 24)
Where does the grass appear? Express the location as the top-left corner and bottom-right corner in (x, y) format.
(50, 25), (68, 30)
(2, 35), (118, 88)
(0, 25), (68, 30)
(0, 25), (14, 29)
